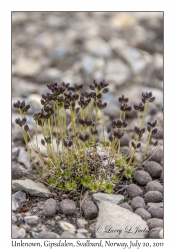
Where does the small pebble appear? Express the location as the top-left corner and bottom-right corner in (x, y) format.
(127, 184), (143, 198)
(147, 147), (163, 162)
(135, 208), (152, 221)
(12, 165), (24, 180)
(159, 229), (163, 238)
(144, 191), (163, 203)
(77, 228), (88, 234)
(147, 202), (163, 208)
(24, 215), (39, 225)
(58, 220), (76, 234)
(42, 198), (57, 217)
(81, 200), (98, 220)
(12, 225), (26, 238)
(146, 181), (163, 193)
(147, 206), (163, 219)
(59, 199), (77, 215)
(147, 218), (163, 230)
(119, 203), (133, 212)
(144, 161), (163, 178)
(149, 227), (163, 238)
(77, 218), (88, 228)
(130, 196), (146, 210)
(31, 231), (60, 238)
(75, 233), (86, 238)
(60, 231), (75, 238)
(133, 170), (152, 186)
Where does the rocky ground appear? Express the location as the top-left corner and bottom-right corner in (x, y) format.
(12, 12), (163, 239)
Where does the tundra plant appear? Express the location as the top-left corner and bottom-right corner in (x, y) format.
(13, 80), (158, 194)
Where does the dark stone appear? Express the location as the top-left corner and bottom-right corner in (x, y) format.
(130, 196), (146, 211)
(119, 203), (133, 212)
(127, 184), (143, 198)
(134, 208), (152, 221)
(12, 165), (24, 179)
(147, 147), (163, 162)
(144, 161), (163, 178)
(152, 128), (163, 139)
(42, 198), (57, 217)
(146, 181), (163, 194)
(144, 191), (163, 203)
(147, 218), (163, 230)
(120, 134), (131, 147)
(133, 170), (152, 186)
(148, 227), (163, 238)
(147, 206), (163, 219)
(81, 200), (98, 220)
(59, 199), (77, 215)
(160, 171), (163, 182)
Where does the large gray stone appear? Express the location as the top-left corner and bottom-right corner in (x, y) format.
(95, 201), (149, 238)
(93, 192), (124, 208)
(12, 179), (51, 197)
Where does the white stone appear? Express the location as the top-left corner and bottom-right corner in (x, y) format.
(159, 229), (163, 238)
(24, 215), (39, 225)
(17, 148), (32, 169)
(15, 58), (41, 77)
(96, 201), (149, 238)
(93, 193), (124, 208)
(12, 225), (26, 238)
(77, 219), (88, 228)
(59, 221), (76, 234)
(85, 37), (112, 57)
(12, 179), (51, 197)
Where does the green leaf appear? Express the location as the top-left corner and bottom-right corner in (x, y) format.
(112, 175), (119, 183)
(65, 181), (77, 191)
(57, 182), (65, 190)
(63, 170), (70, 179)
(90, 180), (101, 193)
(125, 167), (134, 180)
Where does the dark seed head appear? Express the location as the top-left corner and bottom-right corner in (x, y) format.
(134, 104), (139, 110)
(41, 139), (45, 146)
(149, 97), (155, 102)
(102, 88), (109, 93)
(89, 84), (95, 90)
(154, 140), (158, 146)
(131, 141), (136, 149)
(24, 124), (29, 132)
(147, 124), (151, 132)
(152, 128), (158, 134)
(22, 117), (27, 125)
(107, 127), (111, 134)
(109, 134), (113, 142)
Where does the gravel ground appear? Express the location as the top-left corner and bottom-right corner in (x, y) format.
(12, 11), (163, 239)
